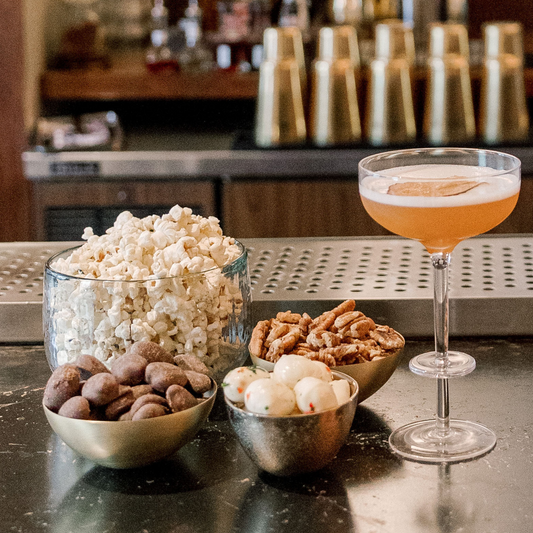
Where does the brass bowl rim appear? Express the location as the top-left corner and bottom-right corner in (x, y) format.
(224, 370), (359, 420)
(250, 349), (403, 372)
(250, 349), (403, 403)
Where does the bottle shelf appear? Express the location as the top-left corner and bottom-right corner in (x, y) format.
(40, 51), (533, 102)
(41, 52), (259, 101)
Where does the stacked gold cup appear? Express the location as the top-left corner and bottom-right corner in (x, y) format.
(423, 23), (476, 145)
(255, 27), (308, 147)
(327, 0), (362, 26)
(365, 21), (417, 146)
(254, 19), (530, 148)
(309, 26), (362, 146)
(479, 22), (529, 145)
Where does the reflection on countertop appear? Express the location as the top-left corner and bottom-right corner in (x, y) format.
(2, 337), (533, 533)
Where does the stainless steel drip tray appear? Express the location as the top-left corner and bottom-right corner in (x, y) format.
(0, 242), (80, 343)
(0, 236), (532, 342)
(244, 235), (533, 338)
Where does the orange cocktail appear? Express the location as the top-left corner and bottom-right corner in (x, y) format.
(359, 163), (521, 253)
(358, 149), (521, 464)
(361, 193), (519, 253)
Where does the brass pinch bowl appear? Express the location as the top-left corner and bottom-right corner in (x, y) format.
(43, 381), (217, 469)
(225, 371), (359, 476)
(250, 349), (402, 403)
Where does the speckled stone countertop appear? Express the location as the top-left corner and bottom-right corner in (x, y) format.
(2, 339), (533, 533)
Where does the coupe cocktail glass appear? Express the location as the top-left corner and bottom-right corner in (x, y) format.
(358, 147), (521, 463)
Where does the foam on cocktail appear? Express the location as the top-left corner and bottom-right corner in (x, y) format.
(358, 150), (518, 462)
(359, 163), (520, 253)
(360, 164), (520, 208)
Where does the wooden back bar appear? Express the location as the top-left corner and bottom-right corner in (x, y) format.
(3, 1), (533, 242)
(0, 2), (30, 241)
(469, 0), (533, 39)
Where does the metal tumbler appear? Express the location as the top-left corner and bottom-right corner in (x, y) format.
(374, 19), (416, 67)
(423, 23), (476, 145)
(262, 26), (307, 96)
(479, 22), (529, 145)
(255, 28), (307, 147)
(309, 25), (362, 146)
(327, 0), (363, 26)
(365, 21), (417, 146)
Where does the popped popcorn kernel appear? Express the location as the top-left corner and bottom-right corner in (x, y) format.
(46, 205), (250, 381)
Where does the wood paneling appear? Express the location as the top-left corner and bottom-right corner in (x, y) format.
(32, 179), (216, 240)
(468, 0), (533, 39)
(222, 178), (533, 239)
(222, 179), (391, 239)
(0, 2), (31, 241)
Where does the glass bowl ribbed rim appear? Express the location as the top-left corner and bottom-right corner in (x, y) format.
(44, 239), (248, 283)
(358, 147), (521, 181)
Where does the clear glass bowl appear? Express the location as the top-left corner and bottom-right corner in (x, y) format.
(44, 241), (251, 383)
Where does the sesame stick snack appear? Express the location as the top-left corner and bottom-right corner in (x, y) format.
(249, 299), (404, 366)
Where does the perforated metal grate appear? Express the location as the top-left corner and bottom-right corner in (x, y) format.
(0, 236), (531, 342)
(242, 235), (533, 337)
(0, 244), (57, 303)
(0, 242), (79, 342)
(244, 236), (533, 300)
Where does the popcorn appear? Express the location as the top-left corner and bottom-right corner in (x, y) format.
(47, 205), (249, 379)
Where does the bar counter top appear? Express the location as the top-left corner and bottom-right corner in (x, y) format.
(2, 337), (533, 533)
(22, 124), (533, 180)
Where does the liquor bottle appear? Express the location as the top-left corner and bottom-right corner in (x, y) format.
(215, 0), (267, 71)
(53, 0), (108, 69)
(146, 0), (179, 71)
(177, 0), (214, 71)
(446, 0), (467, 24)
(278, 0), (310, 36)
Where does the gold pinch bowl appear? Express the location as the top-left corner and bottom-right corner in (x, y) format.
(43, 381), (217, 469)
(225, 371), (359, 476)
(250, 349), (403, 403)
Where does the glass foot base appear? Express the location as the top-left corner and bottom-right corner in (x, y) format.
(389, 419), (497, 463)
(409, 351), (476, 378)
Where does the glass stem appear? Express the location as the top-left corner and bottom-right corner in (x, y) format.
(432, 253), (451, 436)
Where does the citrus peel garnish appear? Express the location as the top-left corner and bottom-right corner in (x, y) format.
(387, 176), (486, 197)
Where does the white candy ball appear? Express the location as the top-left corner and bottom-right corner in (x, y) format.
(294, 376), (338, 414)
(222, 366), (270, 403)
(273, 354), (322, 389)
(244, 378), (296, 416)
(310, 360), (333, 382)
(330, 379), (351, 406)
